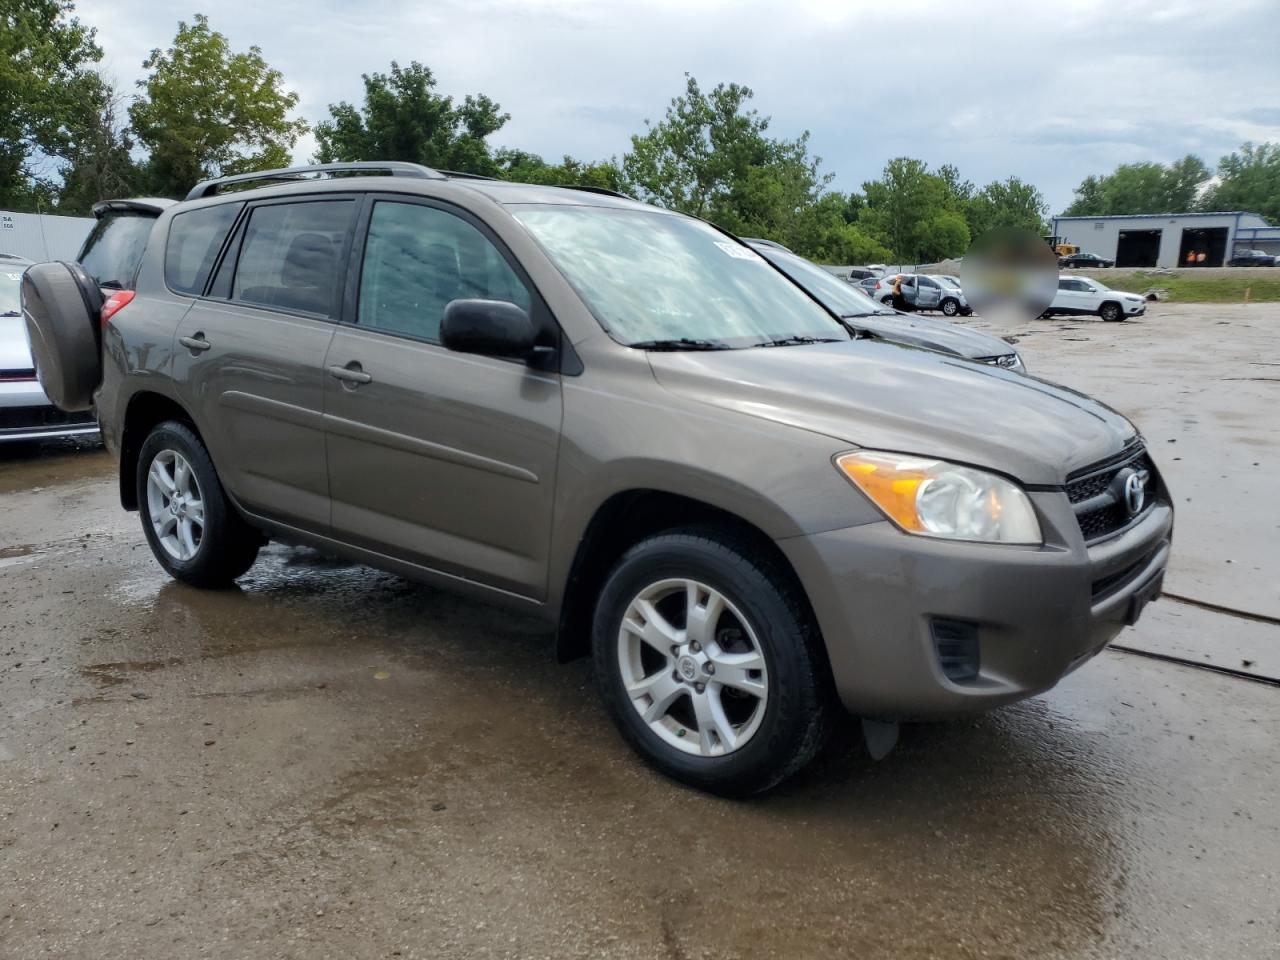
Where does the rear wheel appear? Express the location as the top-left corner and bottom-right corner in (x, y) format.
(592, 528), (833, 796)
(1099, 302), (1124, 322)
(137, 421), (261, 587)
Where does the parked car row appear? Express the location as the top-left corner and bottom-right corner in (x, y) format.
(20, 161), (1171, 794)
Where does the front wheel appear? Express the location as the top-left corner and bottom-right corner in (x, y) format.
(1099, 302), (1124, 322)
(137, 421), (262, 587)
(941, 298), (960, 317)
(592, 529), (833, 796)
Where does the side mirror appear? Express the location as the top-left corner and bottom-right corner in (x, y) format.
(440, 299), (547, 363)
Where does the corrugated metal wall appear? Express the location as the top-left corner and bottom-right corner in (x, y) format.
(0, 210), (94, 261)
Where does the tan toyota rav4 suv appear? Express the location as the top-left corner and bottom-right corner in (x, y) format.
(22, 162), (1172, 794)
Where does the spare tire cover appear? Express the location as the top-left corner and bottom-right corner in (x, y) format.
(21, 261), (104, 412)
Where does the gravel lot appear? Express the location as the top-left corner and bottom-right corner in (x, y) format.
(2, 303), (1277, 959)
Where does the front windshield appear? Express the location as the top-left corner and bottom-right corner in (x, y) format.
(757, 247), (894, 317)
(1, 269), (22, 316)
(512, 205), (847, 347)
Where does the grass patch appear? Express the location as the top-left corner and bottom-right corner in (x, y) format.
(1086, 271), (1280, 303)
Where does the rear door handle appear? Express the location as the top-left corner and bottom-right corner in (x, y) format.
(328, 363), (373, 385)
(179, 334), (211, 353)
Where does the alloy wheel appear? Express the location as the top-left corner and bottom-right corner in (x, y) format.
(145, 449), (205, 561)
(616, 578), (769, 757)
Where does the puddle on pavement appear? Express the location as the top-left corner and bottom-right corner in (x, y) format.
(0, 442), (112, 496)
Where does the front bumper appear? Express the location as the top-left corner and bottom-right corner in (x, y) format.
(778, 492), (1173, 718)
(1124, 301), (1146, 316)
(0, 380), (99, 442)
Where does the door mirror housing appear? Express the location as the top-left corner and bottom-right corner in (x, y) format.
(440, 299), (550, 364)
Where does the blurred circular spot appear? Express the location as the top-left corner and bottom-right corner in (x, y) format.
(960, 228), (1058, 325)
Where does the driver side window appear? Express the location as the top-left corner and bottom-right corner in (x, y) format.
(357, 201), (531, 342)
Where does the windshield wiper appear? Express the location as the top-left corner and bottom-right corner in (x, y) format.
(841, 311), (895, 319)
(629, 338), (733, 351)
(1, 310), (20, 317)
(752, 335), (844, 348)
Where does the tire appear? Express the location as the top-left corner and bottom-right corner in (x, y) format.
(136, 421), (262, 587)
(1099, 302), (1124, 322)
(941, 298), (960, 317)
(592, 527), (834, 796)
(20, 261), (103, 411)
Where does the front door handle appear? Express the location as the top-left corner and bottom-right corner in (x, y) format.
(179, 334), (211, 353)
(328, 363), (373, 386)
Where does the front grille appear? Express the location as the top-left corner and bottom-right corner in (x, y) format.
(0, 406), (97, 431)
(1066, 443), (1157, 543)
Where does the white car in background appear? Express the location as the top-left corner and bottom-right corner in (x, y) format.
(1, 256), (100, 442)
(1045, 275), (1147, 322)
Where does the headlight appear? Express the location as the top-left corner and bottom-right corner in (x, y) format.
(836, 451), (1042, 544)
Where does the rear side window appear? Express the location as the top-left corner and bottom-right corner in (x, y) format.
(230, 200), (356, 318)
(356, 201), (530, 342)
(165, 202), (243, 295)
(79, 214), (155, 289)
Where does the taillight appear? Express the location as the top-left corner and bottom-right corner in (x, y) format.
(101, 289), (135, 327)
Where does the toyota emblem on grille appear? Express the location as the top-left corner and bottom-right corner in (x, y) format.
(1121, 469), (1148, 516)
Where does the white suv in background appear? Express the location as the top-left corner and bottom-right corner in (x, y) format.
(1045, 276), (1147, 322)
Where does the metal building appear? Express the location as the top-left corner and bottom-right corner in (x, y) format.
(1049, 211), (1280, 268)
(0, 210), (94, 261)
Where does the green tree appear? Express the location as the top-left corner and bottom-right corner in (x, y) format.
(130, 14), (307, 197)
(1062, 155), (1210, 216)
(314, 61), (508, 177)
(621, 74), (833, 255)
(1201, 142), (1280, 222)
(495, 148), (622, 191)
(966, 176), (1049, 237)
(859, 158), (970, 262)
(56, 73), (141, 213)
(0, 0), (102, 210)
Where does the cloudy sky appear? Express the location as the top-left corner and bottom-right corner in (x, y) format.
(78, 0), (1280, 213)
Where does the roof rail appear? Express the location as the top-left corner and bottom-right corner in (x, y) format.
(556, 184), (633, 200)
(184, 161), (445, 201)
(436, 169), (501, 181)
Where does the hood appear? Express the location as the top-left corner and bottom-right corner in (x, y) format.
(846, 312), (1013, 360)
(648, 339), (1137, 485)
(0, 316), (35, 371)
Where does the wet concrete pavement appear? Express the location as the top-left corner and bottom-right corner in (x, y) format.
(2, 304), (1279, 958)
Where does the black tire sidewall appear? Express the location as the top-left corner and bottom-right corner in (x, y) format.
(136, 421), (257, 586)
(592, 532), (825, 795)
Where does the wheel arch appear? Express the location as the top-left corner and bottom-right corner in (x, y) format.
(118, 390), (202, 511)
(553, 488), (820, 664)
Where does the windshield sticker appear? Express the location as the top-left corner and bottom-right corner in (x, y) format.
(714, 241), (765, 262)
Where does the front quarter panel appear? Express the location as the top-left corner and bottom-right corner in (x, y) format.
(545, 345), (883, 611)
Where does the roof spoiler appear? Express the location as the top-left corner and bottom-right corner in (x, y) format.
(184, 161), (445, 201)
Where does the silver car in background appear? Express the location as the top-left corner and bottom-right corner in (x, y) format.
(1, 256), (99, 442)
